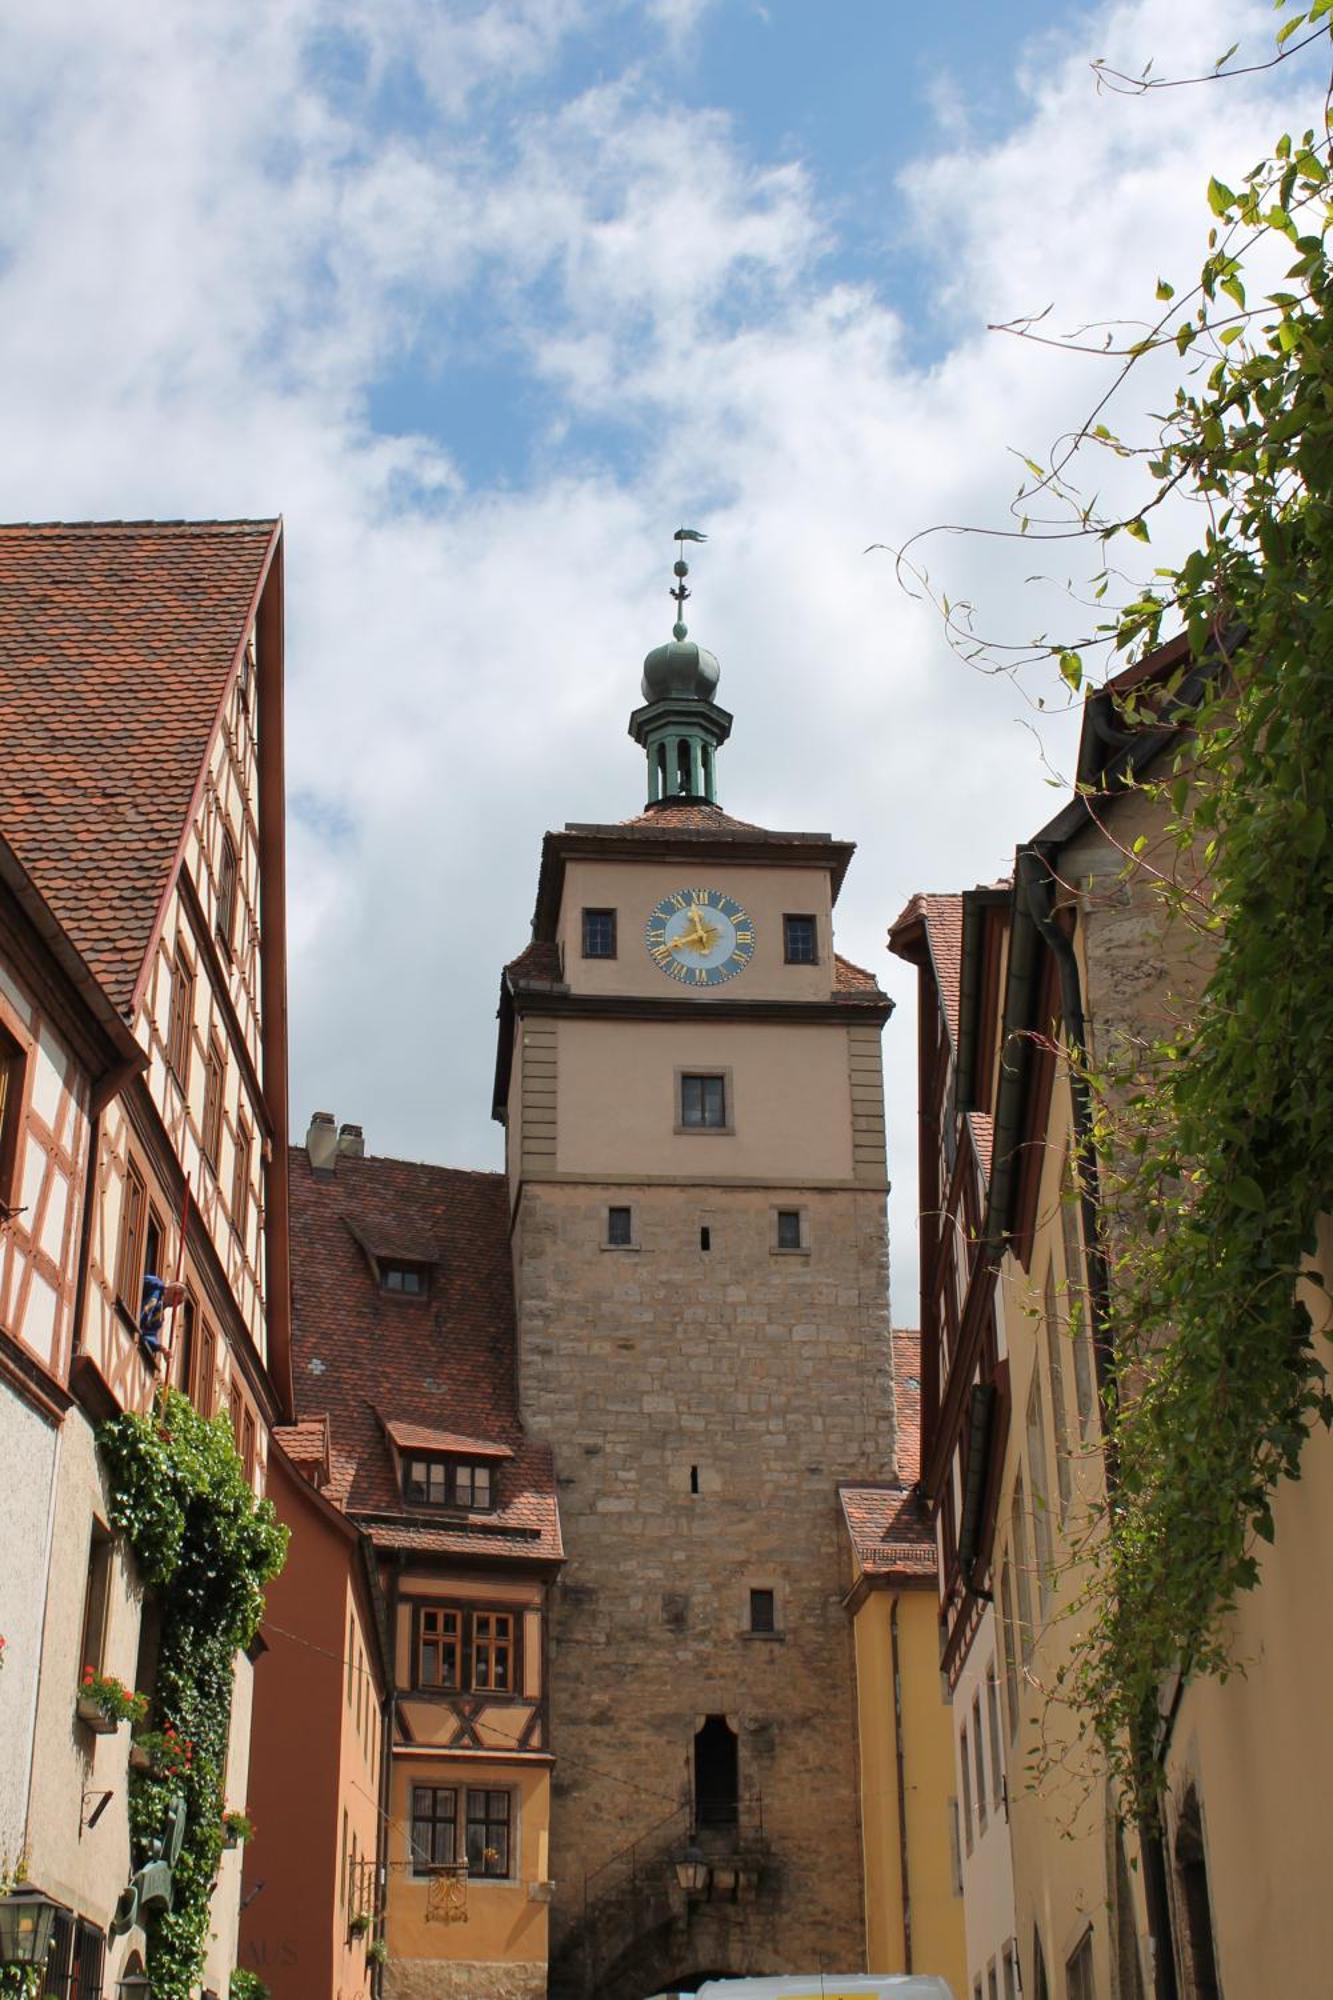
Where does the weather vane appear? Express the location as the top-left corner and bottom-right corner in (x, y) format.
(671, 526), (707, 640)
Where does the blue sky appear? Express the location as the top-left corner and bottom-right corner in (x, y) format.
(0, 0), (1320, 1316)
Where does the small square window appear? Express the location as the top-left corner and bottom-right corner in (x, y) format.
(749, 1587), (776, 1634)
(680, 1073), (727, 1129)
(582, 908), (617, 958)
(382, 1260), (428, 1296)
(776, 1209), (803, 1251)
(607, 1206), (634, 1247)
(783, 914), (818, 964)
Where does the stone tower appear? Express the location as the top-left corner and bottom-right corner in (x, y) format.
(493, 553), (897, 1999)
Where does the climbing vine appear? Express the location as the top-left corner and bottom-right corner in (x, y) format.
(999, 10), (1333, 1800)
(98, 1388), (287, 1997)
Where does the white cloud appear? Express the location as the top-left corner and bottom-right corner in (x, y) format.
(0, 0), (1319, 1321)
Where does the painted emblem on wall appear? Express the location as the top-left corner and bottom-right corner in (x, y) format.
(645, 887), (755, 986)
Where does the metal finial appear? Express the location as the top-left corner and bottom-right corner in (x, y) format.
(671, 526), (706, 640)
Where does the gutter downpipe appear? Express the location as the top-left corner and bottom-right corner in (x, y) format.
(1021, 848), (1178, 2000)
(889, 1597), (912, 1973)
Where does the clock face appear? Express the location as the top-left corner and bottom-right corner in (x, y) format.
(645, 887), (755, 987)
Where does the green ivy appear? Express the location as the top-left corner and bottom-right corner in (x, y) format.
(1045, 23), (1333, 1802)
(98, 1389), (288, 1998)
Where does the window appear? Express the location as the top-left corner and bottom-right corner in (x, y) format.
(1024, 1379), (1055, 1612)
(217, 828), (239, 954)
(1002, 1943), (1018, 2000)
(340, 1808), (348, 1907)
(1044, 1264), (1073, 1520)
(193, 1317), (216, 1418)
(987, 1962), (999, 2000)
(959, 1721), (974, 1854)
(1061, 1154), (1099, 1440)
(201, 1037), (225, 1170)
(606, 1206), (634, 1247)
(404, 1457), (493, 1511)
(972, 1692), (988, 1835)
(1000, 1562), (1020, 1741)
(232, 1115), (252, 1243)
(783, 913), (818, 963)
(679, 1072), (728, 1130)
(0, 1025), (23, 1212)
(166, 948), (194, 1086)
(748, 1587), (776, 1634)
(411, 1787), (511, 1877)
(1066, 1928), (1097, 2000)
(41, 1913), (103, 2000)
(115, 1160), (148, 1314)
(1175, 1790), (1221, 2000)
(175, 1292), (196, 1400)
(241, 1406), (256, 1484)
(79, 1524), (113, 1681)
(417, 1607), (515, 1694)
(1011, 1476), (1035, 1662)
(347, 1614), (356, 1705)
(986, 1661), (1004, 1814)
(775, 1208), (803, 1251)
(381, 1260), (428, 1296)
(582, 908), (617, 958)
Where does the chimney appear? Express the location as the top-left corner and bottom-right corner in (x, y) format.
(306, 1111), (339, 1175)
(337, 1122), (365, 1160)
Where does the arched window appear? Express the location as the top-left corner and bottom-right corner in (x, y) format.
(656, 743), (668, 798)
(1175, 1788), (1220, 2000)
(676, 739), (692, 794)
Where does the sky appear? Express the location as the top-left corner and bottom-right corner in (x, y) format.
(0, 0), (1323, 1322)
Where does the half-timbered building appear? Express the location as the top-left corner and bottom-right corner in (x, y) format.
(0, 518), (292, 1995)
(245, 1118), (562, 2000)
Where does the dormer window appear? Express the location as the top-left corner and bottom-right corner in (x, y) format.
(404, 1456), (494, 1511)
(381, 1260), (429, 1297)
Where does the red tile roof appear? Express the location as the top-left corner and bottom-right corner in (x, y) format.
(618, 801), (765, 832)
(383, 1420), (515, 1461)
(0, 519), (278, 1013)
(504, 938), (563, 986)
(889, 889), (994, 1176)
(273, 1416), (332, 1489)
(893, 1328), (923, 1485)
(288, 1146), (561, 1563)
(834, 953), (878, 993)
(839, 1482), (937, 1578)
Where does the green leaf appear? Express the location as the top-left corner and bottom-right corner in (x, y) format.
(1276, 11), (1308, 45)
(1059, 650), (1083, 692)
(1231, 1177), (1266, 1212)
(1156, 278), (1175, 301)
(1208, 176), (1237, 216)
(1125, 516), (1151, 543)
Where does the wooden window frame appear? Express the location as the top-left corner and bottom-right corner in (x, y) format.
(782, 912), (819, 964)
(165, 946), (195, 1089)
(403, 1455), (495, 1512)
(79, 1523), (114, 1682)
(201, 1035), (226, 1171)
(193, 1317), (216, 1418)
(748, 1587), (776, 1635)
(676, 1069), (732, 1135)
(464, 1788), (512, 1877)
(0, 1018), (29, 1220)
(581, 907), (617, 959)
(216, 827), (239, 957)
(410, 1785), (460, 1873)
(115, 1159), (149, 1316)
(232, 1113), (252, 1245)
(380, 1259), (429, 1297)
(413, 1602), (518, 1697)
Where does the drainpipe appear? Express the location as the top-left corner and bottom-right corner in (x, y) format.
(1020, 852), (1177, 2000)
(889, 1598), (912, 1973)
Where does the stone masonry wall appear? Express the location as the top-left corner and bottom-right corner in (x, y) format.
(384, 1960), (547, 2000)
(516, 1179), (898, 1989)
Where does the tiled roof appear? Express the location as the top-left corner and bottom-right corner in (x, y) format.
(288, 1147), (562, 1564)
(383, 1420), (515, 1460)
(618, 801), (765, 832)
(0, 519), (278, 1013)
(893, 1328), (923, 1485)
(839, 1482), (937, 1578)
(833, 953), (878, 993)
(504, 938), (563, 986)
(273, 1416), (332, 1489)
(889, 890), (994, 1177)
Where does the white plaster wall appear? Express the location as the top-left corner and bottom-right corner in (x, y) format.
(0, 1388), (59, 1865)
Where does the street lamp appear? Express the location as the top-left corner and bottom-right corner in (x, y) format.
(674, 1844), (710, 1896)
(0, 1888), (59, 1969)
(116, 1969), (152, 1997)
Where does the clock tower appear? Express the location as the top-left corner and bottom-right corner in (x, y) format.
(493, 554), (900, 1999)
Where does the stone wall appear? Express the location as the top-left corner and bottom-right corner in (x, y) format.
(515, 1177), (897, 1988)
(384, 1959), (547, 2000)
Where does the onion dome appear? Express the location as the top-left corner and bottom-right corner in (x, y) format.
(640, 634), (721, 704)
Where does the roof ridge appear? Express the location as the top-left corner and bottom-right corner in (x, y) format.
(0, 517), (280, 532)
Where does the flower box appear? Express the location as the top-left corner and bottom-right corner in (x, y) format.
(75, 1695), (118, 1736)
(129, 1741), (152, 1770)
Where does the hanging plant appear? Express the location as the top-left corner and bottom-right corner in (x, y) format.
(98, 1388), (287, 1999)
